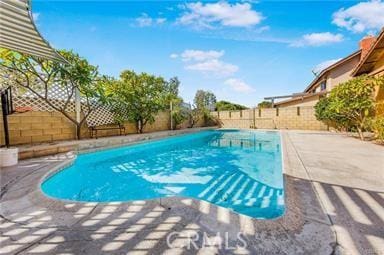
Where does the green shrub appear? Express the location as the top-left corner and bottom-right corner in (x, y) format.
(257, 101), (272, 108)
(216, 100), (248, 111)
(314, 75), (382, 140)
(372, 116), (384, 141)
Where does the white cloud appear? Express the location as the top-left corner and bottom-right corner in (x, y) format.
(136, 13), (152, 27)
(332, 0), (384, 33)
(171, 49), (238, 77)
(313, 58), (342, 74)
(178, 1), (263, 29)
(156, 18), (167, 24)
(186, 59), (238, 76)
(224, 78), (255, 93)
(32, 12), (40, 22)
(135, 13), (166, 27)
(291, 32), (344, 47)
(180, 50), (224, 62)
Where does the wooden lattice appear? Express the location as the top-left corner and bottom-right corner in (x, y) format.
(10, 84), (119, 127)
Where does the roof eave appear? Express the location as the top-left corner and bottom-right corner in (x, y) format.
(274, 91), (327, 106)
(304, 50), (361, 92)
(352, 28), (384, 76)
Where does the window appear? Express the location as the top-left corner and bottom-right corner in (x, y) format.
(320, 81), (327, 91)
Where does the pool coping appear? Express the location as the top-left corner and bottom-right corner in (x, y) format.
(17, 126), (218, 160)
(0, 129), (336, 254)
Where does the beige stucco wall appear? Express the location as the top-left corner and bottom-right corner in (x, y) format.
(278, 55), (361, 109)
(326, 55), (360, 91)
(275, 94), (321, 108)
(308, 54), (360, 93)
(369, 56), (384, 116)
(212, 106), (327, 130)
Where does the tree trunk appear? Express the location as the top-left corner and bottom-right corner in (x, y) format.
(136, 120), (144, 134)
(139, 119), (144, 133)
(76, 124), (81, 140)
(356, 126), (364, 141)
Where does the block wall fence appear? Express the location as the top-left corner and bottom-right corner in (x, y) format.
(1, 106), (326, 146)
(0, 110), (194, 146)
(211, 106), (328, 130)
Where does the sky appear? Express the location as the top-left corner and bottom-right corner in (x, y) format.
(32, 0), (384, 107)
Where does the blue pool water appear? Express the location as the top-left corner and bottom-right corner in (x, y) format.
(41, 130), (284, 219)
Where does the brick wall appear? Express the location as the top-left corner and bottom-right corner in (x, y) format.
(0, 110), (208, 146)
(0, 111), (77, 145)
(211, 106), (328, 130)
(0, 110), (175, 146)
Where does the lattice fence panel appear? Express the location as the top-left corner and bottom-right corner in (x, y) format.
(10, 84), (122, 127)
(13, 97), (76, 112)
(11, 83), (76, 112)
(85, 103), (116, 127)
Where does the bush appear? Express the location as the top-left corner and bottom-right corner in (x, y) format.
(257, 101), (272, 108)
(314, 75), (382, 140)
(215, 100), (247, 111)
(315, 96), (351, 131)
(371, 116), (384, 141)
(171, 100), (189, 129)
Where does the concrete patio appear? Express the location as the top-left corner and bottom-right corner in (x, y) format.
(0, 130), (383, 254)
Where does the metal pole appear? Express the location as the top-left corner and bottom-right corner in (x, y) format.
(75, 88), (81, 123)
(170, 101), (173, 130)
(1, 92), (10, 148)
(253, 108), (256, 129)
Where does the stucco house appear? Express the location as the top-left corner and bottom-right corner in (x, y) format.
(271, 35), (377, 108)
(353, 29), (384, 78)
(352, 28), (384, 116)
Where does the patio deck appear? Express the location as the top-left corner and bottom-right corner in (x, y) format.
(0, 130), (383, 254)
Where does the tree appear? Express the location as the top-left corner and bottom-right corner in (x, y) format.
(194, 90), (216, 110)
(165, 77), (180, 102)
(0, 48), (106, 139)
(171, 99), (191, 129)
(257, 101), (272, 108)
(190, 90), (217, 127)
(215, 100), (248, 111)
(163, 77), (188, 129)
(190, 108), (201, 128)
(105, 70), (168, 133)
(315, 75), (384, 140)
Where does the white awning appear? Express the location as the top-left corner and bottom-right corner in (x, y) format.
(0, 0), (66, 62)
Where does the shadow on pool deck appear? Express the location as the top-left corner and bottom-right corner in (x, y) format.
(314, 181), (384, 255)
(0, 130), (383, 254)
(0, 177), (331, 255)
(0, 155), (332, 254)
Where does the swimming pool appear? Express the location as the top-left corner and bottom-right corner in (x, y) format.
(41, 129), (284, 219)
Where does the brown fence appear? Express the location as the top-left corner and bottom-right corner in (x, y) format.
(211, 106), (328, 130)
